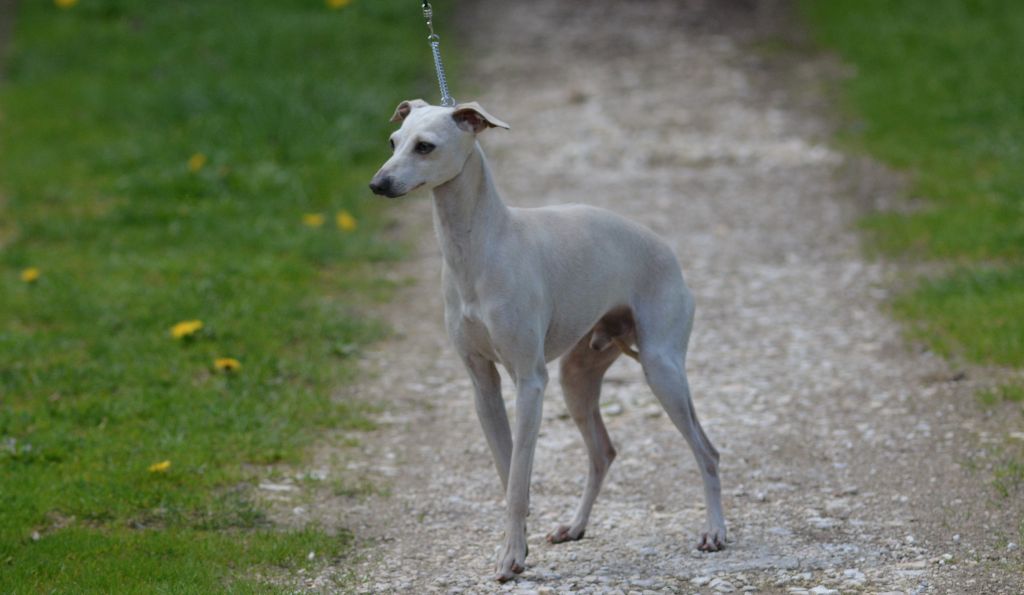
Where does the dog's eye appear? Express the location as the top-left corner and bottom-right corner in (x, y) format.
(389, 138), (396, 151)
(414, 141), (435, 155)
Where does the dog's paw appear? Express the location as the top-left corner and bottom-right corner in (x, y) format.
(494, 539), (528, 582)
(494, 554), (526, 582)
(697, 524), (727, 552)
(546, 524), (585, 544)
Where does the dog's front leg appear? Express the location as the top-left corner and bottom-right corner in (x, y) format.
(462, 353), (512, 492)
(496, 363), (547, 582)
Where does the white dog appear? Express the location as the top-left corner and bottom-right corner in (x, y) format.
(370, 99), (726, 582)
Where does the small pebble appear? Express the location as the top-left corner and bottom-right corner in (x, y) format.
(602, 403), (624, 416)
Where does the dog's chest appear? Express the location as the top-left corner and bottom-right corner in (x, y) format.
(454, 302), (501, 360)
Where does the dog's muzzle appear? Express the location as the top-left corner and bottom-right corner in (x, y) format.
(369, 176), (400, 198)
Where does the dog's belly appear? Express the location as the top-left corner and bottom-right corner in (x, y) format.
(543, 299), (628, 363)
(451, 299), (591, 368)
(448, 277), (640, 366)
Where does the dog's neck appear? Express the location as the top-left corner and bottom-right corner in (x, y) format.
(431, 142), (510, 304)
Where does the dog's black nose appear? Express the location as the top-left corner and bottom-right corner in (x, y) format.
(369, 177), (392, 196)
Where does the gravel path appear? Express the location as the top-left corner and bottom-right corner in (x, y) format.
(293, 1), (1023, 592)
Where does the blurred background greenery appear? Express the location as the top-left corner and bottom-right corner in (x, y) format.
(0, 0), (429, 590)
(803, 0), (1024, 368)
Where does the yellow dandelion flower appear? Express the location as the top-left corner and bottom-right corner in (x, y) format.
(148, 460), (171, 473)
(326, 0), (352, 9)
(213, 357), (242, 372)
(20, 268), (41, 283)
(55, 0), (78, 9)
(187, 152), (207, 172)
(335, 210), (358, 232)
(302, 213), (325, 227)
(170, 319), (203, 339)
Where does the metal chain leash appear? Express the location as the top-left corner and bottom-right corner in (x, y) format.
(422, 1), (455, 107)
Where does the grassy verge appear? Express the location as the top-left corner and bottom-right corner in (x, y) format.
(800, 0), (1024, 367)
(0, 0), (426, 590)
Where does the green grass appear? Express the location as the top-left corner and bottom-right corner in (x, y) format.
(801, 0), (1024, 367)
(0, 0), (428, 590)
(993, 449), (1024, 499)
(894, 268), (1024, 366)
(978, 383), (1024, 407)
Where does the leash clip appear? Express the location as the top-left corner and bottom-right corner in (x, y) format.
(422, 1), (434, 35)
(421, 1), (455, 107)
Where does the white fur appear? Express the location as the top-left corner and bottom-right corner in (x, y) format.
(370, 101), (726, 582)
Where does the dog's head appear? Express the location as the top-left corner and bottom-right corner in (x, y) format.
(369, 99), (509, 198)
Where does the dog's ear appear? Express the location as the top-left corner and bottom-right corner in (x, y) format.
(390, 99), (430, 123)
(452, 102), (510, 133)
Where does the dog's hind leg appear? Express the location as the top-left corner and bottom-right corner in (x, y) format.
(639, 342), (726, 550)
(636, 296), (726, 552)
(547, 332), (622, 544)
